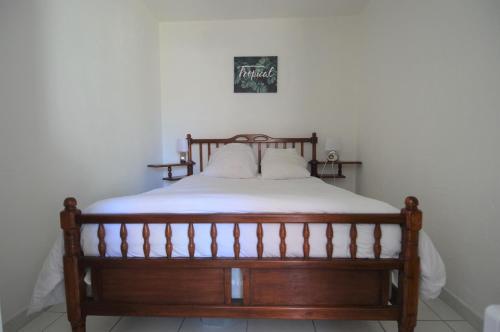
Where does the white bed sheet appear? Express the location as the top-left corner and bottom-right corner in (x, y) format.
(29, 176), (446, 314)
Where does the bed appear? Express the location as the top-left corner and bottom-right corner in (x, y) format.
(37, 133), (445, 332)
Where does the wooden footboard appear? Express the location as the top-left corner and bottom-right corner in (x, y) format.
(60, 197), (422, 332)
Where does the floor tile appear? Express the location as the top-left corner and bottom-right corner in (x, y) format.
(418, 300), (441, 320)
(446, 321), (478, 332)
(18, 312), (63, 332)
(180, 318), (246, 332)
(111, 317), (183, 332)
(44, 315), (120, 332)
(425, 298), (464, 321)
(380, 320), (454, 332)
(315, 320), (384, 332)
(247, 319), (314, 332)
(47, 303), (67, 313)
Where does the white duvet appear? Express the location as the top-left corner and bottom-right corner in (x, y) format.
(29, 176), (446, 313)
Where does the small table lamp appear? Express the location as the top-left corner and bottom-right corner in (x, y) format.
(325, 137), (341, 162)
(176, 138), (188, 163)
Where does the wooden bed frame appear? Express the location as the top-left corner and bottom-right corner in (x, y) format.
(60, 133), (422, 332)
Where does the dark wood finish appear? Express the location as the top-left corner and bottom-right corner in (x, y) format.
(60, 198), (86, 332)
(224, 268), (232, 304)
(120, 223), (128, 258)
(148, 162), (195, 181)
(279, 223), (287, 259)
(82, 257), (403, 271)
(61, 134), (421, 332)
(78, 213), (405, 224)
(302, 223), (310, 259)
(94, 268), (226, 304)
(187, 133), (318, 176)
(350, 223), (358, 259)
(188, 223), (195, 259)
(249, 269), (390, 306)
(83, 302), (400, 320)
(398, 197), (422, 332)
(233, 223), (240, 259)
(326, 223), (333, 259)
(312, 160), (362, 179)
(97, 224), (106, 258)
(374, 224), (382, 259)
(211, 223), (217, 258)
(257, 223), (263, 259)
(165, 223), (172, 258)
(142, 223), (150, 258)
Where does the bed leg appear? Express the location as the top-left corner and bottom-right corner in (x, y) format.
(398, 197), (422, 332)
(61, 198), (86, 332)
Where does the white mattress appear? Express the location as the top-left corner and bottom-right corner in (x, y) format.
(29, 175), (446, 313)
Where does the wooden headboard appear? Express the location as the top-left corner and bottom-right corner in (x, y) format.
(186, 133), (318, 175)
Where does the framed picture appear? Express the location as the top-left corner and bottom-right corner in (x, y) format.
(234, 56), (278, 93)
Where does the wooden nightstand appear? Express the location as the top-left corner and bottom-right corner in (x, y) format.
(147, 161), (196, 181)
(309, 160), (362, 179)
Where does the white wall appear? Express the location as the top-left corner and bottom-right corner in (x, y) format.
(357, 0), (500, 318)
(159, 18), (363, 191)
(0, 0), (162, 321)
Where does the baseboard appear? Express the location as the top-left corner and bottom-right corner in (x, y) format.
(440, 287), (483, 331)
(3, 308), (43, 332)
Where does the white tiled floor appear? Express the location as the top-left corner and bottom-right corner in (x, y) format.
(16, 300), (478, 332)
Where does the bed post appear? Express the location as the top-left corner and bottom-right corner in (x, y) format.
(60, 197), (86, 332)
(398, 196), (422, 332)
(310, 132), (318, 177)
(186, 133), (193, 175)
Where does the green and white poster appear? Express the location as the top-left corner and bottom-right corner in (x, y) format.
(234, 56), (278, 93)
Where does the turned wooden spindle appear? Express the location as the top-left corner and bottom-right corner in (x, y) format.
(165, 223), (172, 258)
(233, 223), (240, 259)
(257, 223), (264, 259)
(258, 143), (262, 173)
(300, 142), (304, 156)
(188, 223), (195, 258)
(208, 144), (211, 160)
(199, 145), (204, 172)
(211, 223), (217, 258)
(350, 223), (358, 259)
(303, 223), (310, 259)
(120, 223), (128, 258)
(374, 223), (382, 259)
(326, 223), (333, 259)
(279, 223), (287, 259)
(143, 223), (150, 258)
(97, 223), (106, 258)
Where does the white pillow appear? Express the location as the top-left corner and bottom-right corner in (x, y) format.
(261, 148), (310, 179)
(202, 143), (258, 178)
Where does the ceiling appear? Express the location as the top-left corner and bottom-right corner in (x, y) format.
(142, 0), (369, 21)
